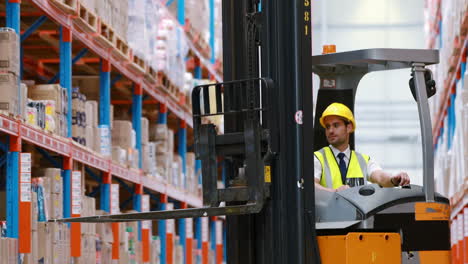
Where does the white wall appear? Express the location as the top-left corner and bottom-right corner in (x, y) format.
(312, 0), (426, 185)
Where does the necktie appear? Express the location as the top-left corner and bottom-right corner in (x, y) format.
(337, 152), (347, 184)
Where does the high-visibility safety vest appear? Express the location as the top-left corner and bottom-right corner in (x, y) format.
(314, 147), (370, 189)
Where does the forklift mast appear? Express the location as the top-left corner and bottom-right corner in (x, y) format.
(221, 1), (317, 263)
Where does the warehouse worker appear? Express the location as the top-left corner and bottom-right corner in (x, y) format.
(314, 102), (410, 192)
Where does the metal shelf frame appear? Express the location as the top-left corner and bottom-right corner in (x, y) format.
(2, 0), (222, 263)
(428, 3), (468, 220)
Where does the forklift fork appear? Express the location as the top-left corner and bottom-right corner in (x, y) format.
(53, 78), (274, 223)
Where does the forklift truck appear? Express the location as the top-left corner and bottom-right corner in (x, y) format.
(56, 1), (451, 263)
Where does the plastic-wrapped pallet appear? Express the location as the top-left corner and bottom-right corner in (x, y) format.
(127, 0), (150, 58)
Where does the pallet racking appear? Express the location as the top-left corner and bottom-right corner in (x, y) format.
(1, 0), (226, 263)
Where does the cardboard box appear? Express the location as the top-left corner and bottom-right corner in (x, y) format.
(127, 148), (139, 168)
(96, 211), (114, 243)
(141, 117), (149, 145)
(29, 84), (64, 114)
(150, 124), (168, 141)
(37, 223), (51, 264)
(172, 154), (183, 187)
(48, 193), (63, 220)
(112, 120), (134, 149)
(85, 126), (95, 150)
(0, 29), (19, 75)
(41, 168), (63, 194)
(187, 152), (196, 168)
(143, 142), (157, 175)
(72, 76), (100, 101)
(85, 100), (98, 127)
(0, 73), (18, 115)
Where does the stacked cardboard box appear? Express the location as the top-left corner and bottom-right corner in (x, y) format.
(172, 154), (183, 188)
(0, 238), (18, 264)
(186, 152), (198, 193)
(151, 124), (174, 182)
(72, 88), (87, 145)
(112, 120), (140, 168)
(28, 84), (68, 136)
(143, 142), (158, 176)
(0, 29), (20, 117)
(85, 100), (99, 152)
(41, 168), (64, 220)
(37, 222), (70, 264)
(142, 117), (159, 176)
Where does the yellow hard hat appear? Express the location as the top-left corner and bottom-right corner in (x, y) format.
(319, 103), (356, 132)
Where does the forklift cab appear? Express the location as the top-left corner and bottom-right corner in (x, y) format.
(312, 48), (450, 263)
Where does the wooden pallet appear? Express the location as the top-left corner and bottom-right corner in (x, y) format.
(185, 23), (211, 59)
(112, 35), (130, 61)
(49, 0), (78, 15)
(128, 53), (147, 75)
(157, 72), (179, 100)
(95, 20), (115, 49)
(74, 3), (98, 34)
(145, 66), (158, 84)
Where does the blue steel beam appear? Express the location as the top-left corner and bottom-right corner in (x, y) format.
(99, 59), (112, 214)
(158, 203), (167, 264)
(60, 26), (72, 137)
(133, 190), (142, 241)
(21, 16), (48, 42)
(6, 1), (20, 33)
(6, 149), (19, 238)
(209, 0), (215, 63)
(210, 219), (216, 259)
(59, 26), (73, 223)
(166, 0), (175, 6)
(99, 59), (111, 126)
(178, 203), (187, 264)
(132, 84), (143, 169)
(157, 104), (168, 124)
(195, 217), (202, 263)
(100, 183), (110, 212)
(178, 0), (185, 25)
(6, 135), (20, 239)
(48, 48), (89, 84)
(178, 120), (187, 188)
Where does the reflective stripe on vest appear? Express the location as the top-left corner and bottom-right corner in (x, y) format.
(314, 147), (370, 189)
